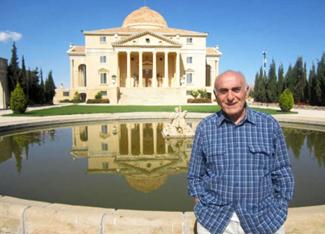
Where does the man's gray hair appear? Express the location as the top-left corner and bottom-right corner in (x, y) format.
(214, 70), (247, 93)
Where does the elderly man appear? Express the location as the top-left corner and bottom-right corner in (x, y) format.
(187, 70), (294, 234)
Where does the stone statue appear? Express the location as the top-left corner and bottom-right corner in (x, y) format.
(162, 106), (194, 138)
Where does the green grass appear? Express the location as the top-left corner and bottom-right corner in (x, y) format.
(6, 104), (284, 116)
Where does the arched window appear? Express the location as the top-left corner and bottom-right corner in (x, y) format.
(78, 64), (87, 87)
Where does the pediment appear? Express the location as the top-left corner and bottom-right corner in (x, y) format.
(112, 31), (181, 48)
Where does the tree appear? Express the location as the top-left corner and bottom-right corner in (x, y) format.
(317, 52), (325, 106)
(39, 69), (46, 104)
(266, 60), (277, 102)
(309, 64), (321, 105)
(279, 89), (294, 112)
(20, 56), (28, 97)
(44, 71), (56, 104)
(28, 68), (40, 104)
(10, 83), (28, 113)
(7, 42), (20, 95)
(253, 67), (266, 102)
(277, 64), (285, 98)
(291, 57), (306, 103)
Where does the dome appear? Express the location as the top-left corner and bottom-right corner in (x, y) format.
(122, 6), (168, 29)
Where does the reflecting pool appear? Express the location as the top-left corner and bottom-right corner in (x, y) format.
(0, 120), (324, 211)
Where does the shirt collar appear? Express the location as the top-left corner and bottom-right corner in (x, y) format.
(216, 106), (257, 127)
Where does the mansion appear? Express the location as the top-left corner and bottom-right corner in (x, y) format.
(54, 6), (222, 104)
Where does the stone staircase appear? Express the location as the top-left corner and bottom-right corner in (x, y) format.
(118, 87), (187, 105)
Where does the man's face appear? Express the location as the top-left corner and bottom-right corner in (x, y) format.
(214, 73), (248, 121)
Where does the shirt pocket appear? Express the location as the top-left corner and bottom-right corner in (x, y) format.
(206, 147), (227, 176)
(248, 144), (274, 174)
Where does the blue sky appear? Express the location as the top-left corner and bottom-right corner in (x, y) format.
(1, 0), (325, 87)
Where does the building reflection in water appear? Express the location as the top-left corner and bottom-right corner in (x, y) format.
(71, 121), (199, 193)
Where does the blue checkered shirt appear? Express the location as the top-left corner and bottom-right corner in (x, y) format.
(187, 108), (294, 234)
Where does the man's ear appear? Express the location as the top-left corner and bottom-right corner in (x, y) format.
(246, 86), (250, 97)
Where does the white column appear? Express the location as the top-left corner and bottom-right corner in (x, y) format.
(175, 52), (180, 87)
(164, 51), (168, 87)
(153, 123), (157, 154)
(139, 51), (143, 88)
(140, 123), (143, 155)
(152, 51), (157, 88)
(214, 58), (220, 88)
(127, 124), (132, 155)
(126, 51), (131, 87)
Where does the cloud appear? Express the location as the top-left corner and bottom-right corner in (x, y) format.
(0, 31), (22, 42)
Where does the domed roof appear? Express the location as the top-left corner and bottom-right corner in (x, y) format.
(122, 6), (168, 29)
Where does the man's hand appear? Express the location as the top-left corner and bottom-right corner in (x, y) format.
(194, 197), (199, 204)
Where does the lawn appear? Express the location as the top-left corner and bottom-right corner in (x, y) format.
(7, 104), (283, 116)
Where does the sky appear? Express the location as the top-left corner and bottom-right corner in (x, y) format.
(1, 0), (325, 87)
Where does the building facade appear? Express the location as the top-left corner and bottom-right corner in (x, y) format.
(0, 58), (8, 109)
(54, 6), (221, 104)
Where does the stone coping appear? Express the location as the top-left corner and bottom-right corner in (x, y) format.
(1, 196), (324, 234)
(1, 111), (325, 233)
(1, 111), (325, 135)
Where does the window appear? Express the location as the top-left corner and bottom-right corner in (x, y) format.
(102, 162), (109, 169)
(187, 56), (193, 64)
(100, 36), (107, 44)
(100, 73), (107, 84)
(187, 37), (193, 44)
(145, 38), (150, 43)
(63, 91), (70, 97)
(186, 73), (193, 84)
(101, 91), (107, 96)
(101, 125), (108, 134)
(101, 143), (108, 151)
(100, 56), (106, 63)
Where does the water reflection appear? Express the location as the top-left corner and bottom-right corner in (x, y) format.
(71, 122), (196, 192)
(283, 128), (325, 167)
(0, 122), (325, 209)
(0, 130), (55, 173)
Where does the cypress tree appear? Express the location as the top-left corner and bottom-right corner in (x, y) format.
(44, 71), (56, 104)
(254, 67), (267, 102)
(39, 69), (45, 104)
(317, 53), (325, 106)
(291, 57), (306, 103)
(28, 68), (40, 104)
(20, 56), (28, 98)
(309, 64), (321, 105)
(7, 42), (20, 95)
(284, 65), (293, 91)
(277, 64), (285, 98)
(266, 60), (277, 102)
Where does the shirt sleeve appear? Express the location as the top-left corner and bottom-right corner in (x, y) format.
(272, 121), (295, 204)
(187, 123), (207, 198)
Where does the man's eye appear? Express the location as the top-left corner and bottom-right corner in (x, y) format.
(219, 89), (228, 94)
(232, 88), (241, 93)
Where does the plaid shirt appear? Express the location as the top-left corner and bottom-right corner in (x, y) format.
(187, 108), (294, 234)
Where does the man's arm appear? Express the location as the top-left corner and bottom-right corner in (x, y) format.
(187, 124), (207, 201)
(272, 122), (295, 205)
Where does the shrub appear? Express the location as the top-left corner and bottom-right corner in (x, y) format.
(187, 98), (212, 103)
(59, 99), (73, 103)
(86, 99), (110, 104)
(190, 90), (200, 99)
(72, 92), (82, 103)
(10, 83), (28, 113)
(279, 89), (294, 112)
(95, 92), (102, 100)
(198, 89), (209, 99)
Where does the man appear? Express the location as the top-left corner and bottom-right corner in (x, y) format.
(187, 70), (294, 234)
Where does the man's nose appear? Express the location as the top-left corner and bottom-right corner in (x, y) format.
(226, 90), (234, 100)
